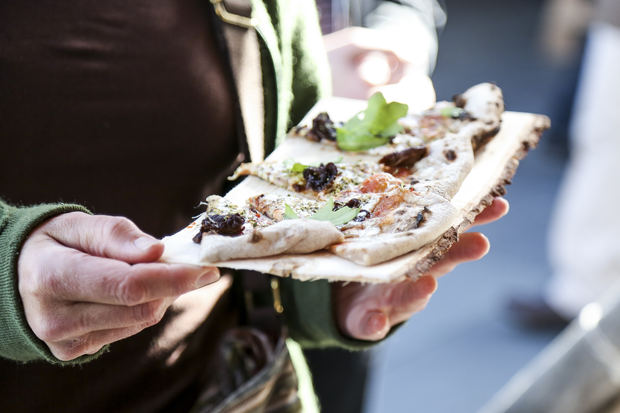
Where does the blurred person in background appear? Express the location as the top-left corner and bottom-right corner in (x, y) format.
(508, 0), (620, 327)
(319, 0), (444, 110)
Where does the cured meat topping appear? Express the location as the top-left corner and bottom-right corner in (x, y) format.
(303, 162), (338, 191)
(193, 213), (245, 243)
(307, 112), (337, 142)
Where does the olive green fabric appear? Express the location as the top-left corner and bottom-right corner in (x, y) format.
(0, 202), (108, 364)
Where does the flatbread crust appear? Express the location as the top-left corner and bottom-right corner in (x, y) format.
(329, 194), (458, 265)
(199, 219), (344, 262)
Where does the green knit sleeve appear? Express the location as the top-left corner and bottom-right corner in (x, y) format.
(280, 278), (380, 351)
(0, 201), (107, 364)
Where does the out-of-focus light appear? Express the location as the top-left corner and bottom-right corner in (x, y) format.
(372, 74), (436, 113)
(579, 302), (603, 331)
(358, 51), (391, 86)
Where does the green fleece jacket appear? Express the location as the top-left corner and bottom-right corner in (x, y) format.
(0, 0), (375, 366)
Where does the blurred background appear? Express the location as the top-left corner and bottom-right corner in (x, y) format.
(359, 0), (582, 412)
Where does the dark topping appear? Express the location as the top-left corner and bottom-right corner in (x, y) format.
(334, 198), (362, 211)
(410, 179), (419, 185)
(444, 149), (457, 161)
(379, 145), (428, 169)
(352, 210), (371, 222)
(455, 110), (474, 121)
(345, 198), (362, 209)
(303, 162), (338, 192)
(452, 93), (467, 108)
(472, 125), (501, 151)
(307, 112), (337, 142)
(413, 207), (431, 229)
(249, 232), (263, 243)
(192, 213), (245, 244)
(192, 231), (203, 244)
(292, 183), (305, 192)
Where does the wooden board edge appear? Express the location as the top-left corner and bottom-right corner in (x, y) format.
(406, 114), (550, 278)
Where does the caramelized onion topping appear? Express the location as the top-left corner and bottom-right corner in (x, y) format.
(307, 112), (337, 142)
(193, 213), (245, 243)
(303, 162), (338, 191)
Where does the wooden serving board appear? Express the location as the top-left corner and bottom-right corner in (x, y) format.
(161, 97), (549, 283)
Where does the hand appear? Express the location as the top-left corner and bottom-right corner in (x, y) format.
(323, 27), (435, 111)
(333, 197), (510, 341)
(17, 212), (219, 361)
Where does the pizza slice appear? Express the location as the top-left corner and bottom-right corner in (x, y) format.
(231, 83), (503, 201)
(193, 195), (344, 263)
(243, 177), (458, 266)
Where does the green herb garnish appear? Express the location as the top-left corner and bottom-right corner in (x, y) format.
(310, 198), (360, 226)
(284, 204), (299, 219)
(336, 92), (408, 152)
(283, 198), (360, 226)
(440, 106), (465, 118)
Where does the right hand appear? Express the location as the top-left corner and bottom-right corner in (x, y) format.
(17, 212), (219, 361)
(333, 197), (510, 341)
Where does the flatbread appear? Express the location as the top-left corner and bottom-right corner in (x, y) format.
(329, 193), (458, 265)
(160, 87), (549, 283)
(199, 219), (344, 262)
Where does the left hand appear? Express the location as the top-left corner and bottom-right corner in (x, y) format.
(332, 197), (510, 341)
(324, 27), (435, 111)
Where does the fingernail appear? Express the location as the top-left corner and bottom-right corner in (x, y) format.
(196, 269), (220, 288)
(365, 312), (388, 338)
(134, 236), (161, 250)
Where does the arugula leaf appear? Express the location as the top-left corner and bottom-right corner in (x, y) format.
(283, 198), (360, 226)
(336, 92), (408, 152)
(440, 106), (465, 118)
(284, 204), (299, 220)
(309, 198), (360, 226)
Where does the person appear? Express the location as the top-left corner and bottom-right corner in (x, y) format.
(0, 0), (506, 412)
(318, 0), (445, 108)
(508, 0), (620, 327)
(545, 0), (620, 320)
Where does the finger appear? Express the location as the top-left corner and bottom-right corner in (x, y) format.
(32, 243), (219, 305)
(40, 212), (164, 264)
(426, 232), (490, 278)
(339, 276), (438, 341)
(355, 311), (390, 341)
(386, 276), (437, 325)
(49, 323), (151, 361)
(470, 197), (509, 228)
(30, 298), (175, 344)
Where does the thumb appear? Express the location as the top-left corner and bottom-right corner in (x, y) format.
(41, 212), (164, 263)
